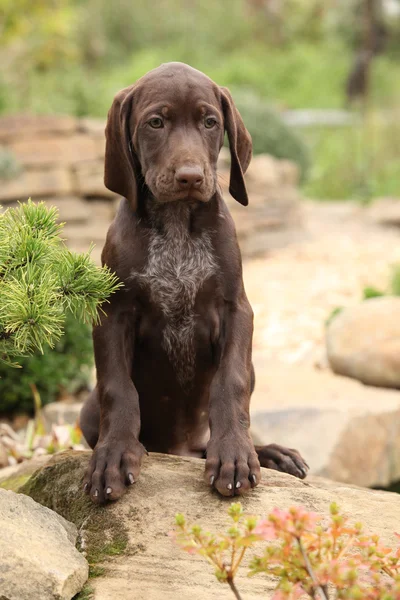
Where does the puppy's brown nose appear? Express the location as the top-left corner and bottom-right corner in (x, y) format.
(175, 166), (204, 189)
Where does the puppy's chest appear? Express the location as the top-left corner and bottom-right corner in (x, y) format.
(135, 226), (217, 317)
(132, 219), (217, 384)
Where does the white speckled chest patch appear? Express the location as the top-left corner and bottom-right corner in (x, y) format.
(132, 203), (217, 385)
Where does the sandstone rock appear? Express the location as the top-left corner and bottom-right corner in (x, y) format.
(217, 152), (303, 258)
(42, 401), (83, 430)
(0, 115), (78, 143)
(62, 221), (110, 248)
(225, 189), (303, 257)
(278, 159), (300, 187)
(9, 135), (100, 167)
(245, 154), (282, 191)
(0, 111), (304, 260)
(0, 487), (88, 600)
(220, 152), (295, 192)
(326, 297), (400, 388)
(18, 451), (400, 600)
(366, 197), (400, 227)
(0, 168), (72, 202)
(46, 196), (92, 223)
(250, 363), (400, 488)
(0, 442), (8, 469)
(73, 161), (116, 198)
(0, 455), (52, 492)
(216, 146), (230, 169)
(78, 118), (106, 136)
(86, 199), (118, 221)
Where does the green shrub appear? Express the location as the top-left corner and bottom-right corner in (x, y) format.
(232, 91), (310, 181)
(0, 148), (21, 181)
(363, 286), (385, 300)
(327, 266), (400, 328)
(0, 312), (93, 416)
(391, 265), (400, 297)
(304, 109), (400, 201)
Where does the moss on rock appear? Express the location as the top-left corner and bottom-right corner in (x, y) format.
(73, 582), (94, 600)
(0, 473), (32, 492)
(19, 450), (129, 567)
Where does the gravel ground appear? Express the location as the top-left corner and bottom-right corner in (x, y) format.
(244, 200), (400, 367)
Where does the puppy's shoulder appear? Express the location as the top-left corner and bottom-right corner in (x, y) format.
(101, 198), (145, 280)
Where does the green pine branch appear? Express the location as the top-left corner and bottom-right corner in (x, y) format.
(0, 199), (122, 365)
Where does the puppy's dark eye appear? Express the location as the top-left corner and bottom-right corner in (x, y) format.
(148, 118), (164, 129)
(204, 117), (217, 129)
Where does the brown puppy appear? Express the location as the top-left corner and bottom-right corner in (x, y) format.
(80, 62), (308, 504)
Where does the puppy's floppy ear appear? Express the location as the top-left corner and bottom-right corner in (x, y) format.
(104, 85), (139, 210)
(220, 87), (252, 206)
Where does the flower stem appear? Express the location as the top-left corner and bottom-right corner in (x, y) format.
(228, 578), (244, 600)
(298, 538), (329, 600)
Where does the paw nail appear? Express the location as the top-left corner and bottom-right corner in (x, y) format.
(106, 487), (112, 495)
(94, 489), (99, 498)
(210, 475), (215, 486)
(227, 483), (233, 490)
(128, 473), (135, 485)
(236, 481), (241, 489)
(83, 483), (88, 492)
(251, 474), (257, 484)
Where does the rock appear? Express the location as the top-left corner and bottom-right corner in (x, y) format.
(0, 455), (52, 492)
(73, 160), (116, 198)
(277, 159), (300, 187)
(0, 442), (8, 468)
(0, 111), (305, 260)
(62, 221), (110, 249)
(46, 196), (92, 223)
(326, 297), (400, 388)
(366, 197), (400, 227)
(9, 135), (100, 167)
(0, 115), (78, 143)
(19, 451), (400, 600)
(87, 198), (119, 221)
(42, 401), (83, 430)
(245, 154), (282, 191)
(0, 487), (88, 600)
(78, 118), (106, 136)
(217, 152), (304, 257)
(0, 168), (72, 202)
(216, 146), (230, 170)
(250, 363), (400, 488)
(226, 192), (303, 257)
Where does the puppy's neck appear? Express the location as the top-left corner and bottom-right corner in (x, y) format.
(143, 197), (199, 236)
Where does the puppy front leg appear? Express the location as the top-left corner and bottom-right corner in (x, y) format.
(205, 297), (260, 496)
(83, 307), (146, 504)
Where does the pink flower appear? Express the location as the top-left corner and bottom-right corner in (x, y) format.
(254, 519), (277, 540)
(272, 583), (304, 600)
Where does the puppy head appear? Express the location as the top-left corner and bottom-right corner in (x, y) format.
(104, 62), (252, 209)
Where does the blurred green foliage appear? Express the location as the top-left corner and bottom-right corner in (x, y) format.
(0, 313), (93, 415)
(0, 148), (21, 180)
(304, 108), (400, 200)
(363, 286), (385, 299)
(327, 264), (400, 326)
(234, 91), (310, 180)
(1, 0), (400, 200)
(390, 265), (400, 297)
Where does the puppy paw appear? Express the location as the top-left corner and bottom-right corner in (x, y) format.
(256, 443), (309, 479)
(205, 435), (261, 497)
(83, 437), (146, 504)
